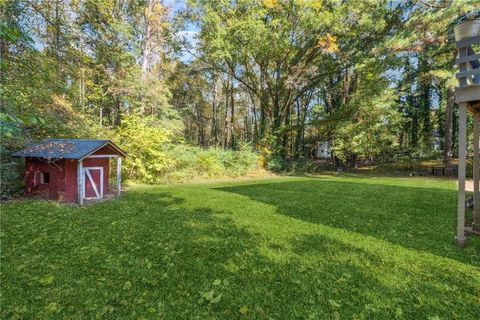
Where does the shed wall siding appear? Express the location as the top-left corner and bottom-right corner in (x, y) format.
(64, 159), (78, 202)
(24, 157), (110, 202)
(25, 158), (66, 201)
(92, 145), (119, 156)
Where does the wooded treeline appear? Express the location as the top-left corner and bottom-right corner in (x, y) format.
(1, 0), (479, 182)
(179, 0), (478, 167)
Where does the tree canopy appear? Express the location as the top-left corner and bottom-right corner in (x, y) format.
(1, 0), (479, 191)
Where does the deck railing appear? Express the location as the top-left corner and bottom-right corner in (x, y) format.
(455, 35), (480, 88)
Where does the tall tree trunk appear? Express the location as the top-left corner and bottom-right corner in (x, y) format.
(229, 79), (235, 149)
(195, 103), (205, 146)
(249, 91), (259, 146)
(211, 76), (219, 145)
(411, 114), (418, 148)
(452, 106), (458, 154)
(223, 78), (231, 148)
(259, 90), (268, 141)
(418, 54), (432, 145)
(282, 102), (291, 159)
(54, 0), (61, 60)
(408, 92), (418, 148)
(140, 0), (157, 114)
(272, 104), (283, 157)
(443, 86), (454, 166)
(294, 101), (302, 159)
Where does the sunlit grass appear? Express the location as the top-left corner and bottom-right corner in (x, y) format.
(2, 175), (479, 319)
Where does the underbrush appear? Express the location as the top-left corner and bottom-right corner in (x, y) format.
(1, 115), (266, 195)
(112, 116), (263, 184)
(162, 144), (265, 183)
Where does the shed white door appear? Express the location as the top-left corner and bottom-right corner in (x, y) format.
(82, 167), (104, 200)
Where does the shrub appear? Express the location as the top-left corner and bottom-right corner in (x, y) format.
(195, 149), (224, 178)
(110, 115), (175, 184)
(0, 161), (23, 198)
(265, 154), (286, 172)
(111, 115), (261, 184)
(2, 114), (263, 192)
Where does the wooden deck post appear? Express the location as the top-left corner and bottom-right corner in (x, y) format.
(456, 102), (468, 246)
(116, 157), (122, 196)
(78, 159), (84, 205)
(473, 111), (480, 231)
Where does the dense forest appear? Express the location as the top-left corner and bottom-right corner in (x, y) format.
(1, 0), (479, 194)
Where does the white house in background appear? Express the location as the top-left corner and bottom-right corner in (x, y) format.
(432, 131), (441, 151)
(316, 141), (331, 159)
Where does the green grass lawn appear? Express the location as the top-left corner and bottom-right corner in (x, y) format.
(2, 175), (480, 319)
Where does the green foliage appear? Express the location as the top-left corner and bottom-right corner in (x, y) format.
(110, 115), (175, 183)
(189, 0), (406, 161)
(265, 154), (286, 172)
(110, 115), (260, 183)
(327, 64), (401, 164)
(2, 176), (479, 318)
(2, 0), (478, 193)
(164, 144), (259, 182)
(0, 162), (23, 198)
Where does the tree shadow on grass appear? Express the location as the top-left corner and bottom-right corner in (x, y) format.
(215, 178), (480, 266)
(2, 190), (480, 319)
(287, 233), (480, 318)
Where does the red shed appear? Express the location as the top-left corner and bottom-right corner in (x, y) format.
(12, 139), (127, 204)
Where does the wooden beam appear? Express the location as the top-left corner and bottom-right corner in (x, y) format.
(473, 111), (480, 231)
(87, 154), (119, 158)
(455, 68), (480, 79)
(79, 141), (128, 161)
(116, 157), (122, 196)
(77, 159), (84, 205)
(456, 102), (468, 246)
(455, 86), (480, 103)
(456, 53), (480, 65)
(456, 35), (480, 49)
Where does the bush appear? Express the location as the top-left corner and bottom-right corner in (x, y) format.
(110, 115), (175, 184)
(0, 161), (23, 198)
(265, 154), (286, 172)
(1, 113), (263, 192)
(111, 115), (261, 183)
(195, 149), (224, 178)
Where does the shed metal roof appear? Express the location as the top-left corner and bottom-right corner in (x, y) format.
(11, 139), (127, 160)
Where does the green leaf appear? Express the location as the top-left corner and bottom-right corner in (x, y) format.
(210, 293), (222, 304)
(202, 290), (214, 300)
(147, 307), (156, 313)
(39, 274), (54, 285)
(395, 307), (404, 319)
(239, 306), (249, 315)
(328, 299), (341, 308)
(123, 281), (132, 290)
(45, 302), (59, 313)
(213, 279), (221, 286)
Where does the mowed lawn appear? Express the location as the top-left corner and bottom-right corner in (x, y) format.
(1, 175), (480, 319)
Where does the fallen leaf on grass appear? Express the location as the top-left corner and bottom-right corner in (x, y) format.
(45, 302), (59, 313)
(239, 306), (249, 315)
(328, 299), (341, 308)
(39, 274), (54, 285)
(123, 281), (132, 290)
